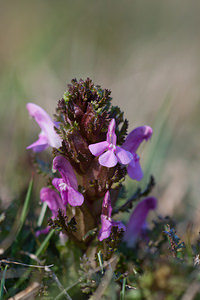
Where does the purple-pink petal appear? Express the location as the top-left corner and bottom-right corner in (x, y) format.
(102, 190), (112, 218)
(127, 155), (143, 181)
(40, 187), (65, 214)
(36, 227), (50, 237)
(26, 132), (49, 152)
(52, 178), (69, 205)
(67, 186), (84, 206)
(98, 215), (112, 241)
(124, 197), (157, 248)
(88, 141), (109, 157)
(115, 146), (133, 165)
(26, 103), (61, 150)
(52, 156), (84, 207)
(111, 220), (126, 232)
(52, 178), (63, 191)
(98, 191), (126, 241)
(106, 119), (117, 145)
(53, 156), (78, 190)
(122, 126), (152, 153)
(99, 148), (118, 168)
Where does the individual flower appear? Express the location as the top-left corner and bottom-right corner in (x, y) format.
(98, 191), (126, 241)
(89, 119), (133, 168)
(123, 196), (157, 248)
(52, 156), (84, 207)
(40, 187), (66, 219)
(26, 102), (62, 152)
(36, 187), (65, 237)
(122, 126), (152, 180)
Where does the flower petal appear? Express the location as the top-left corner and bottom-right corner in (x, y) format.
(98, 215), (112, 241)
(40, 187), (64, 212)
(127, 155), (143, 181)
(53, 156), (78, 190)
(102, 191), (112, 218)
(122, 126), (152, 153)
(52, 178), (63, 191)
(67, 186), (84, 206)
(124, 197), (157, 248)
(36, 227), (50, 237)
(27, 103), (61, 149)
(116, 146), (133, 165)
(111, 220), (126, 232)
(52, 178), (69, 205)
(99, 149), (118, 168)
(106, 119), (117, 145)
(26, 132), (48, 152)
(88, 141), (109, 157)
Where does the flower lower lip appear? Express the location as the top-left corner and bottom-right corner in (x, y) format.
(108, 144), (116, 150)
(59, 182), (68, 191)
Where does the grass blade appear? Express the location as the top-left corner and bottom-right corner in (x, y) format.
(37, 202), (48, 227)
(120, 277), (126, 300)
(35, 229), (55, 257)
(17, 178), (33, 235)
(13, 230), (55, 292)
(97, 251), (104, 275)
(0, 265), (8, 300)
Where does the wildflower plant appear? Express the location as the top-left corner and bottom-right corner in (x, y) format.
(27, 78), (155, 247)
(1, 78), (200, 299)
(25, 78), (158, 293)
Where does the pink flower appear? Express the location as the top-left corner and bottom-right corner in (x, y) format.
(26, 103), (62, 152)
(89, 119), (133, 168)
(123, 197), (157, 248)
(52, 156), (84, 207)
(98, 191), (126, 241)
(36, 187), (65, 237)
(122, 126), (152, 180)
(40, 187), (66, 219)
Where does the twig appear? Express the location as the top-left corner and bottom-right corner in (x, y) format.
(112, 175), (155, 215)
(0, 259), (53, 269)
(89, 258), (117, 300)
(8, 282), (40, 300)
(180, 281), (200, 300)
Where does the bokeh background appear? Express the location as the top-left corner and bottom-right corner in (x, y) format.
(1, 0), (200, 235)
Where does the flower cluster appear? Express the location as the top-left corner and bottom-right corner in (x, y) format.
(27, 78), (157, 247)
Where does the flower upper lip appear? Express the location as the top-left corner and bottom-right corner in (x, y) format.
(98, 191), (126, 241)
(121, 125), (153, 181)
(123, 197), (157, 248)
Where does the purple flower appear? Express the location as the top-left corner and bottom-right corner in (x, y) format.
(122, 126), (152, 180)
(36, 227), (50, 237)
(40, 187), (66, 219)
(98, 191), (126, 241)
(26, 103), (62, 152)
(89, 119), (133, 168)
(52, 156), (84, 207)
(36, 187), (65, 237)
(123, 197), (157, 248)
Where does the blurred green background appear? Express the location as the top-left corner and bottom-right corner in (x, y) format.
(1, 0), (200, 233)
